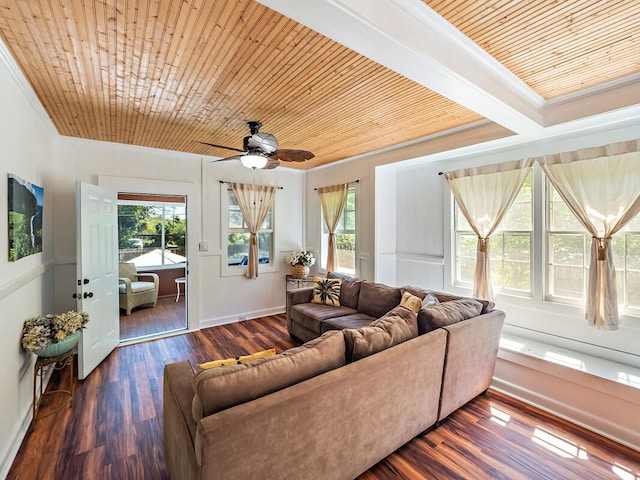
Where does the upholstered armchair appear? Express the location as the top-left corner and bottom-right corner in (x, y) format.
(118, 262), (159, 316)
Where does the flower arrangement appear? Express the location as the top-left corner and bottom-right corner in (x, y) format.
(285, 250), (316, 267)
(21, 311), (89, 353)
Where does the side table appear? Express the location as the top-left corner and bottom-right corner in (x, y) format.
(286, 275), (314, 290)
(33, 350), (74, 419)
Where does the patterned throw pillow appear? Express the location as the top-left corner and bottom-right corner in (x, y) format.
(311, 276), (342, 306)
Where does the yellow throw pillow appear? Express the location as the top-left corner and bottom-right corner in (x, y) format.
(400, 291), (422, 313)
(198, 348), (277, 370)
(311, 276), (342, 306)
(239, 348), (277, 364)
(197, 357), (238, 370)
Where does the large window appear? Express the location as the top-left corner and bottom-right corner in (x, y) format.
(547, 183), (640, 311)
(118, 196), (186, 268)
(322, 187), (356, 275)
(454, 173), (533, 295)
(452, 166), (640, 316)
(227, 189), (273, 266)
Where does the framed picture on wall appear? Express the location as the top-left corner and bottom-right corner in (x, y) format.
(8, 174), (43, 261)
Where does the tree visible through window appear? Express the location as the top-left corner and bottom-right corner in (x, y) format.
(227, 190), (273, 266)
(118, 198), (186, 267)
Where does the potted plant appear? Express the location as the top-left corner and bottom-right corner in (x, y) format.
(21, 311), (89, 358)
(285, 250), (316, 278)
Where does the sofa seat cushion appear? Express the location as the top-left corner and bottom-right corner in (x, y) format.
(118, 281), (155, 294)
(191, 330), (346, 421)
(321, 313), (376, 332)
(357, 281), (401, 318)
(290, 303), (359, 334)
(418, 298), (483, 334)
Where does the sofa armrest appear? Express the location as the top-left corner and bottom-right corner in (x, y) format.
(438, 309), (505, 421)
(163, 360), (200, 479)
(287, 286), (314, 306)
(137, 272), (159, 287)
(118, 277), (131, 292)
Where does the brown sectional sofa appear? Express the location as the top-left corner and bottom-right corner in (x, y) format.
(163, 277), (505, 480)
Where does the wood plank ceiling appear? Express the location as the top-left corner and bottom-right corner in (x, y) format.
(0, 1), (638, 169)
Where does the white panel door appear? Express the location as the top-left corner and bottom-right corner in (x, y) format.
(76, 182), (120, 379)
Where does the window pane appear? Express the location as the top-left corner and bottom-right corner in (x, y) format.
(490, 233), (531, 292)
(625, 213), (640, 231)
(500, 202), (531, 231)
(336, 233), (355, 274)
(343, 211), (355, 231)
(627, 271), (640, 308)
(229, 209), (244, 229)
(457, 257), (475, 284)
(549, 187), (583, 231)
(257, 233), (272, 263)
(626, 235), (640, 269)
(228, 233), (249, 265)
(262, 211), (272, 230)
(457, 233), (476, 258)
(550, 265), (583, 299)
(550, 234), (584, 266)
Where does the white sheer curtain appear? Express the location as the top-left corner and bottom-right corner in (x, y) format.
(538, 140), (640, 330)
(231, 182), (277, 279)
(317, 184), (349, 272)
(445, 158), (533, 300)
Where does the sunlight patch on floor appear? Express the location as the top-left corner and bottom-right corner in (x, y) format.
(612, 462), (640, 480)
(489, 406), (511, 427)
(532, 427), (588, 459)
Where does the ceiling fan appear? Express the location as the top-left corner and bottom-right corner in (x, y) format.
(197, 121), (315, 169)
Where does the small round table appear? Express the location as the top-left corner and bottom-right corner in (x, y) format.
(175, 277), (186, 302)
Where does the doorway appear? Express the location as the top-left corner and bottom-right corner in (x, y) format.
(117, 193), (188, 342)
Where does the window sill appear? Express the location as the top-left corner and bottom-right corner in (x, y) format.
(499, 333), (640, 391)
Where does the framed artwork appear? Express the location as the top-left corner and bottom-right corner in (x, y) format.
(8, 174), (43, 261)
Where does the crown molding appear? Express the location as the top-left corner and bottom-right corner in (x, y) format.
(0, 37), (57, 136)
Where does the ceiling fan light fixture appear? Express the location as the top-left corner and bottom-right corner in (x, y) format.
(240, 153), (268, 169)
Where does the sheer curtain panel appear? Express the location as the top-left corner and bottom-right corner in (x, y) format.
(231, 182), (277, 278)
(317, 184), (349, 272)
(538, 140), (640, 330)
(445, 159), (533, 300)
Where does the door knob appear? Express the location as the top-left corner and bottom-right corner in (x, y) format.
(83, 292), (94, 299)
(83, 278), (90, 284)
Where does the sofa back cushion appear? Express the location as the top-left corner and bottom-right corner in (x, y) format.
(418, 298), (483, 334)
(328, 271), (361, 309)
(344, 304), (418, 362)
(357, 281), (401, 318)
(191, 330), (346, 421)
(401, 285), (495, 314)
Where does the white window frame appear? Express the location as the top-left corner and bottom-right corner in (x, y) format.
(221, 187), (277, 277)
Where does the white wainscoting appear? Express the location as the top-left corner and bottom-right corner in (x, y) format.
(395, 253), (444, 289)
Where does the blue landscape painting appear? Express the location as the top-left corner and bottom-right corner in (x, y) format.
(8, 174), (43, 261)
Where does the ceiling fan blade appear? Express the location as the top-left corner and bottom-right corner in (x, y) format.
(272, 149), (315, 162)
(263, 158), (280, 170)
(195, 140), (246, 154)
(211, 154), (242, 163)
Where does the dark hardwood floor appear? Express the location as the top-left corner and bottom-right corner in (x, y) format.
(120, 295), (187, 342)
(8, 314), (640, 479)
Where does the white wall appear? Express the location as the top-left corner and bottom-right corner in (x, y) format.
(52, 137), (305, 327)
(0, 42), (58, 477)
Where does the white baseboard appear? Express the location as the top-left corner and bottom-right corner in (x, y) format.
(199, 306), (286, 330)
